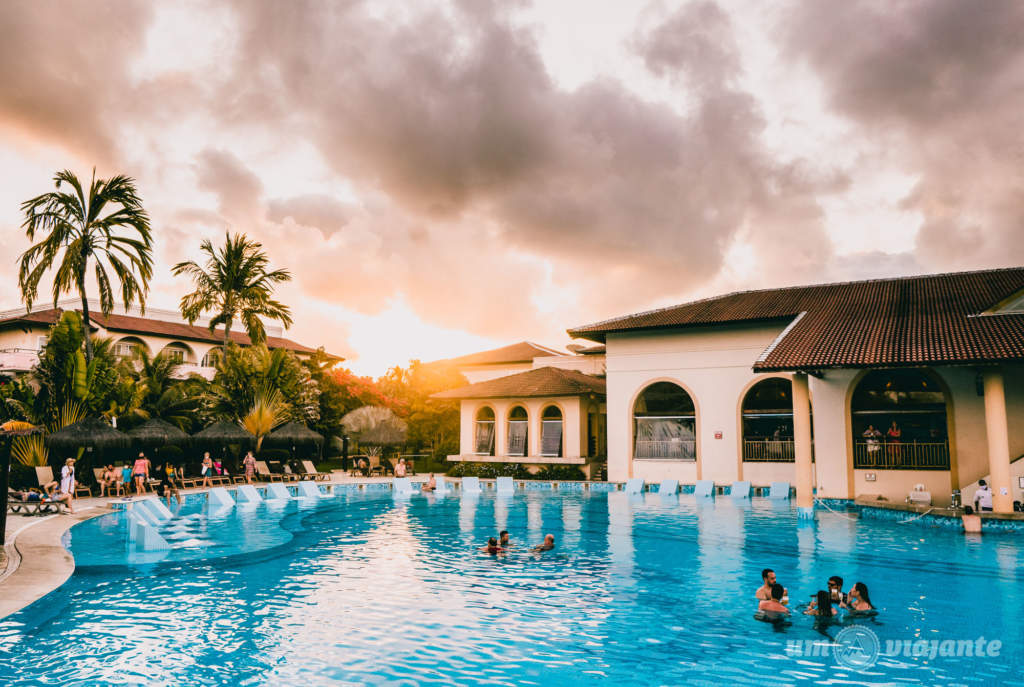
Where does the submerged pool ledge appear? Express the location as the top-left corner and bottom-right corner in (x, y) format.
(840, 497), (1024, 532)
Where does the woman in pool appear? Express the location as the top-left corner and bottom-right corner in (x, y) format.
(847, 582), (874, 612)
(479, 537), (505, 555)
(804, 591), (836, 617)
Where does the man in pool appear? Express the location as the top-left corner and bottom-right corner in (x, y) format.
(755, 569), (787, 603)
(757, 583), (789, 614)
(532, 534), (555, 552)
(499, 530), (512, 548)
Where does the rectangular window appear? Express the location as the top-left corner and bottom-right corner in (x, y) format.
(474, 421), (494, 455)
(507, 421), (528, 457)
(540, 420), (563, 457)
(36, 336), (48, 351)
(165, 348), (184, 362)
(634, 417), (696, 460)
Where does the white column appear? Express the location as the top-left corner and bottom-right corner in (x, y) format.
(983, 369), (1014, 514)
(792, 372), (814, 516)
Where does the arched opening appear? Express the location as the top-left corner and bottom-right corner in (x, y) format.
(160, 341), (195, 364)
(473, 406), (495, 456)
(851, 369), (950, 469)
(202, 346), (223, 368)
(742, 377), (796, 462)
(113, 336), (149, 359)
(540, 405), (563, 457)
(506, 406), (528, 457)
(633, 382), (696, 460)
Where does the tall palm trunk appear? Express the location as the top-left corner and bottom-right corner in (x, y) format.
(223, 316), (232, 346)
(78, 264), (94, 362)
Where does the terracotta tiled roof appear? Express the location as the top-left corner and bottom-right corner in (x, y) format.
(429, 341), (566, 367)
(567, 267), (1024, 371)
(0, 307), (322, 355)
(432, 366), (606, 399)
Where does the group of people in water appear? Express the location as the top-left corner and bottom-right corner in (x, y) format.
(756, 569), (875, 620)
(479, 530), (556, 556)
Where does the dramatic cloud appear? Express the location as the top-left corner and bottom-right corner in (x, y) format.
(0, 0), (1019, 372)
(784, 0), (1024, 268)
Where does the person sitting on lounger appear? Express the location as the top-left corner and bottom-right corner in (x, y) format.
(421, 474), (437, 492)
(532, 534), (556, 552)
(480, 537), (505, 555)
(11, 488), (73, 513)
(758, 583), (790, 614)
(99, 464), (118, 497)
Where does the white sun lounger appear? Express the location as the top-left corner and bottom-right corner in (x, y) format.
(496, 476), (515, 494)
(731, 481), (752, 499)
(769, 482), (791, 499)
(694, 480), (715, 498)
(659, 479), (679, 495)
(624, 478), (645, 494)
(461, 476), (482, 494)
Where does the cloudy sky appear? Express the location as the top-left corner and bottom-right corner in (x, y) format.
(1, 0), (1022, 374)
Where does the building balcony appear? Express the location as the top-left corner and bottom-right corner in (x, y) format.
(742, 439), (796, 462)
(0, 348), (40, 374)
(447, 454), (588, 465)
(853, 441), (950, 470)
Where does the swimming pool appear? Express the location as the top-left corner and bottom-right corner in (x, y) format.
(1, 487), (1022, 686)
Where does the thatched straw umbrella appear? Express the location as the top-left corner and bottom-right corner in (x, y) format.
(126, 418), (191, 464)
(263, 421), (324, 459)
(192, 421), (256, 472)
(46, 417), (131, 493)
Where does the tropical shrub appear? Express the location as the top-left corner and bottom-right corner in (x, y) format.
(445, 462), (531, 479)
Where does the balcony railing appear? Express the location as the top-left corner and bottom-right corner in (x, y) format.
(742, 439), (795, 462)
(853, 441), (950, 470)
(634, 439), (696, 460)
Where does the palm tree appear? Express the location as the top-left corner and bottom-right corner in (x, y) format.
(18, 169), (154, 362)
(172, 232), (293, 346)
(241, 385), (289, 452)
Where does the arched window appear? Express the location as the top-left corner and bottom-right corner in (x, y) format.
(540, 406), (563, 457)
(633, 382), (696, 460)
(851, 369), (949, 469)
(507, 406), (528, 457)
(202, 347), (223, 368)
(160, 342), (193, 364)
(113, 337), (148, 359)
(474, 406), (495, 456)
(742, 378), (795, 462)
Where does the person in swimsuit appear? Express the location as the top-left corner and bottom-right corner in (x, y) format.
(201, 452), (213, 488)
(156, 463), (182, 508)
(532, 534), (555, 552)
(394, 458), (407, 478)
(804, 590), (836, 617)
(479, 537), (505, 555)
(243, 451), (257, 484)
(98, 464), (118, 497)
(756, 569), (788, 604)
(499, 530), (512, 548)
(758, 583), (790, 614)
(60, 458), (77, 499)
(847, 582), (874, 612)
(121, 463), (133, 493)
(133, 452), (150, 495)
(420, 474), (437, 492)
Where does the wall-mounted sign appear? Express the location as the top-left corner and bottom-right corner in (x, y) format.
(864, 472), (876, 482)
(714, 431), (723, 440)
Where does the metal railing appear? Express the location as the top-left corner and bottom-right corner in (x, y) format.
(742, 439), (795, 462)
(634, 439), (697, 460)
(853, 441), (950, 470)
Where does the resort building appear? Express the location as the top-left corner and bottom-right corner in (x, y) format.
(438, 268), (1024, 512)
(0, 299), (325, 380)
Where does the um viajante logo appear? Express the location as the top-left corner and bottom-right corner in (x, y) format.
(785, 627), (1002, 671)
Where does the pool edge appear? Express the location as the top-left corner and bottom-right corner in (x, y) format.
(0, 509), (105, 620)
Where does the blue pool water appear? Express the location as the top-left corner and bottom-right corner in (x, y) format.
(1, 488), (1022, 686)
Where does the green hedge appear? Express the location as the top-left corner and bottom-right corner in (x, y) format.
(533, 464), (588, 481)
(445, 462), (531, 479)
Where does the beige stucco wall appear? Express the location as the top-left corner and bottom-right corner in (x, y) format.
(457, 396), (586, 459)
(0, 325), (49, 350)
(533, 354), (606, 376)
(605, 323), (790, 484)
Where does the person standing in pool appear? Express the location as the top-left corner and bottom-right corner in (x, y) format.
(499, 530), (512, 548)
(758, 584), (789, 614)
(479, 537), (505, 555)
(532, 534), (555, 552)
(846, 582), (874, 612)
(756, 569), (788, 603)
(804, 591), (836, 617)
